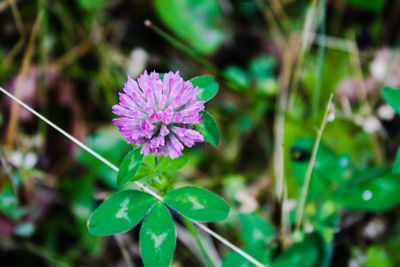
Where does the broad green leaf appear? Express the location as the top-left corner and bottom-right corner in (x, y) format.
(347, 0), (385, 11)
(341, 170), (400, 212)
(382, 87), (400, 114)
(191, 75), (219, 102)
(239, 213), (275, 248)
(393, 148), (400, 174)
(222, 246), (271, 267)
(140, 203), (176, 267)
(271, 234), (325, 267)
(117, 148), (144, 186)
(88, 190), (156, 236)
(154, 0), (226, 54)
(157, 156), (189, 172)
(196, 111), (220, 147)
(291, 138), (348, 200)
(164, 186), (230, 221)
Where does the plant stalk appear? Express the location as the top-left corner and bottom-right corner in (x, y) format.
(295, 93), (334, 230)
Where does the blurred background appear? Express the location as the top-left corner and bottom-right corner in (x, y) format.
(1, 0), (400, 266)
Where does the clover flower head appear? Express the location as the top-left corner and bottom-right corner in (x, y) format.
(112, 70), (205, 159)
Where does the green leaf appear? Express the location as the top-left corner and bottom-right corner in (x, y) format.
(164, 186), (230, 221)
(88, 190), (156, 236)
(222, 213), (275, 267)
(157, 156), (189, 172)
(393, 148), (400, 174)
(291, 138), (348, 200)
(117, 148), (144, 186)
(222, 246), (271, 267)
(271, 234), (325, 267)
(196, 111), (220, 147)
(341, 170), (400, 212)
(154, 0), (226, 54)
(239, 213), (275, 248)
(140, 203), (176, 267)
(143, 154), (155, 168)
(382, 87), (400, 114)
(191, 75), (219, 102)
(136, 166), (155, 180)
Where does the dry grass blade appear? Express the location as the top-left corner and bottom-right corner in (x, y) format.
(5, 10), (43, 148)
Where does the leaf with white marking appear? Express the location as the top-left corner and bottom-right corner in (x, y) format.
(164, 186), (230, 222)
(140, 202), (176, 267)
(88, 190), (156, 236)
(239, 213), (275, 248)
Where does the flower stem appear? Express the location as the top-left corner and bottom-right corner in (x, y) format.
(182, 217), (216, 267)
(295, 93), (334, 230)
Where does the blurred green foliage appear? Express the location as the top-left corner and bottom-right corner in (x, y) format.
(154, 0), (227, 54)
(1, 0), (400, 266)
(77, 128), (129, 188)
